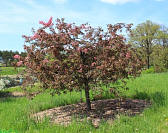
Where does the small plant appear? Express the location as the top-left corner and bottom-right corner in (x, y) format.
(17, 17), (144, 111)
(142, 67), (155, 74)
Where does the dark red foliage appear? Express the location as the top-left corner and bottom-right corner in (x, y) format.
(21, 18), (144, 110)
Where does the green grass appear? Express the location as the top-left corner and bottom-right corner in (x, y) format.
(0, 67), (24, 75)
(0, 72), (168, 133)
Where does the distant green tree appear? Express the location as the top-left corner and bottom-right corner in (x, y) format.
(129, 20), (160, 69)
(20, 52), (27, 57)
(0, 51), (2, 57)
(2, 51), (11, 67)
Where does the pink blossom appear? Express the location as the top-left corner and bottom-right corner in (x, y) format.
(67, 32), (71, 35)
(25, 57), (29, 61)
(30, 33), (40, 40)
(107, 46), (111, 49)
(72, 42), (78, 46)
(72, 42), (75, 46)
(91, 62), (96, 67)
(78, 68), (82, 73)
(79, 64), (83, 68)
(77, 47), (81, 52)
(80, 24), (86, 29)
(17, 61), (23, 66)
(43, 59), (49, 64)
(67, 24), (71, 28)
(126, 52), (131, 59)
(24, 62), (32, 67)
(96, 66), (103, 69)
(14, 55), (20, 59)
(128, 71), (132, 75)
(39, 17), (53, 27)
(83, 48), (88, 53)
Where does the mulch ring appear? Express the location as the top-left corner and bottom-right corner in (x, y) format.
(32, 98), (151, 128)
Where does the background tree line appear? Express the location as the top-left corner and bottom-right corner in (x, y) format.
(0, 50), (26, 67)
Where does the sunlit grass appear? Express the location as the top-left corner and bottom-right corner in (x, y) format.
(0, 72), (168, 133)
(0, 67), (24, 75)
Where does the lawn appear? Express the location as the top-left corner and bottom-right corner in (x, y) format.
(0, 72), (168, 133)
(0, 67), (24, 75)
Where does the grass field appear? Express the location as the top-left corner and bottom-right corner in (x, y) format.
(0, 67), (24, 75)
(0, 71), (168, 133)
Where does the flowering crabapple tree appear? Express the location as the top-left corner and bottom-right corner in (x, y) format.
(21, 17), (143, 111)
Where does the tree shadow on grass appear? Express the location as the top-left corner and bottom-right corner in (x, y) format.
(0, 91), (25, 98)
(133, 91), (151, 100)
(0, 97), (16, 103)
(152, 91), (166, 106)
(133, 90), (166, 107)
(0, 91), (26, 103)
(0, 91), (12, 98)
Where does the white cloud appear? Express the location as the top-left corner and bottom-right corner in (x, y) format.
(155, 0), (164, 1)
(100, 0), (139, 4)
(53, 0), (67, 4)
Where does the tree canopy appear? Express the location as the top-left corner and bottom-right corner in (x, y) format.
(17, 17), (144, 111)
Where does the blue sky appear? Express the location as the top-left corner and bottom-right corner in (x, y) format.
(0, 0), (167, 52)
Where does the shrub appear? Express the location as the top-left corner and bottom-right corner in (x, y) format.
(0, 77), (17, 90)
(151, 45), (168, 73)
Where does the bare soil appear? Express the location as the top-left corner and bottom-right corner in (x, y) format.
(32, 98), (151, 127)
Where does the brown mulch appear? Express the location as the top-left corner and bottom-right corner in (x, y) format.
(32, 98), (151, 127)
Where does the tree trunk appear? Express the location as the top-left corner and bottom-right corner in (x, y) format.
(5, 62), (8, 67)
(147, 55), (150, 69)
(146, 44), (150, 69)
(84, 80), (91, 111)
